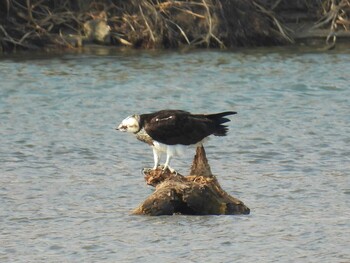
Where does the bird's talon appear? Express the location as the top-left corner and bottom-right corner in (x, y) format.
(162, 167), (176, 174)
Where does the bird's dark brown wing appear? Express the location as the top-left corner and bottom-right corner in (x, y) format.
(144, 110), (219, 145)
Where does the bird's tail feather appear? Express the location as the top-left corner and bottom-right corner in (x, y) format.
(205, 111), (237, 124)
(213, 126), (229, 136)
(205, 111), (236, 136)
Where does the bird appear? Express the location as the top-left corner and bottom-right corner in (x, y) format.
(116, 109), (236, 173)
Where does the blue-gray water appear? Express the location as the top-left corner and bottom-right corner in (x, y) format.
(1, 47), (349, 262)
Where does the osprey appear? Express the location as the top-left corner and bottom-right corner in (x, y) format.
(116, 109), (236, 173)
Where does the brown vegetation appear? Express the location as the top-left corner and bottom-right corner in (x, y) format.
(266, 0), (350, 47)
(1, 0), (349, 52)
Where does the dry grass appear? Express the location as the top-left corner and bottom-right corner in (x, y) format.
(312, 0), (350, 45)
(261, 0), (350, 45)
(1, 0), (347, 52)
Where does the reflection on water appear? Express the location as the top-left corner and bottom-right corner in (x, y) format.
(1, 47), (350, 262)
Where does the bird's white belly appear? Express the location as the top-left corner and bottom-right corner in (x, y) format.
(153, 141), (195, 156)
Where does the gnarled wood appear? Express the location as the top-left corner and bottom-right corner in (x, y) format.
(132, 145), (250, 216)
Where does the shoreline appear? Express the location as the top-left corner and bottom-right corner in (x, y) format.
(1, 1), (349, 53)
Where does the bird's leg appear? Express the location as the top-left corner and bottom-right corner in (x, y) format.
(152, 148), (160, 170)
(163, 152), (175, 174)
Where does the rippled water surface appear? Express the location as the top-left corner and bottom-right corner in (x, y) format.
(1, 47), (350, 262)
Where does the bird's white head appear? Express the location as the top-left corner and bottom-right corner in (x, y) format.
(116, 115), (140, 133)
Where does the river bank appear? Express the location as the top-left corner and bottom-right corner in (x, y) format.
(1, 0), (349, 53)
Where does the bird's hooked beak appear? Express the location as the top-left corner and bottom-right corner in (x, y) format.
(116, 124), (127, 132)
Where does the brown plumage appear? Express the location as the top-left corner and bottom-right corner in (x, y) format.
(139, 110), (236, 145)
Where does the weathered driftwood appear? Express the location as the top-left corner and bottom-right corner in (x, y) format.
(132, 145), (250, 216)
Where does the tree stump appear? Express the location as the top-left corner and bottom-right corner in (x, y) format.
(132, 145), (250, 216)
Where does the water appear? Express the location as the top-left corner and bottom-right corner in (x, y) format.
(1, 47), (349, 262)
